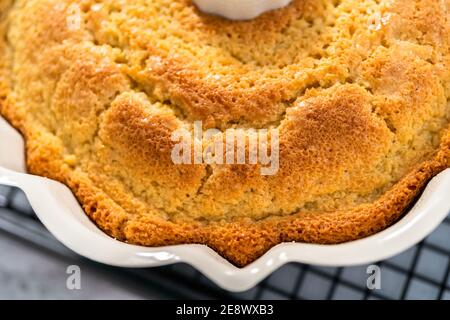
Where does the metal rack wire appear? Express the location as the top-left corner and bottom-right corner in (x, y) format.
(0, 185), (449, 300)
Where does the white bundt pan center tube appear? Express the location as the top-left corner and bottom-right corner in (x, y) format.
(0, 115), (450, 292)
(193, 0), (292, 20)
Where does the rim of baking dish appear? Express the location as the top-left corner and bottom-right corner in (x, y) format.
(0, 116), (449, 292)
(193, 0), (292, 20)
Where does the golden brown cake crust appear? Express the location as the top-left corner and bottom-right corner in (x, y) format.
(1, 0), (449, 266)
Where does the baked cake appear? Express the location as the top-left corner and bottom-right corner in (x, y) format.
(0, 0), (449, 267)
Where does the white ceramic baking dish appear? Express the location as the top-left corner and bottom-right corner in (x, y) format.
(193, 0), (292, 20)
(0, 115), (449, 292)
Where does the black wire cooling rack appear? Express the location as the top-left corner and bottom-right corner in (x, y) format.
(0, 184), (449, 300)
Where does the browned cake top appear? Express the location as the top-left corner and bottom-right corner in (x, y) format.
(0, 0), (449, 266)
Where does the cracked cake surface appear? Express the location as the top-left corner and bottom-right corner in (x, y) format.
(0, 0), (449, 266)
